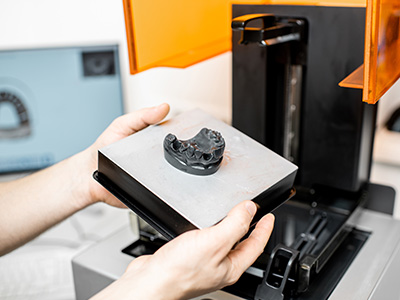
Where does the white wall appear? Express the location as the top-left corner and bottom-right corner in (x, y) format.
(376, 80), (400, 129)
(0, 0), (232, 122)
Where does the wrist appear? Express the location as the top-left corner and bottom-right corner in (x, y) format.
(68, 146), (98, 209)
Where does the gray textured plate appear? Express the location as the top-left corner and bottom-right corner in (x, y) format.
(98, 109), (297, 232)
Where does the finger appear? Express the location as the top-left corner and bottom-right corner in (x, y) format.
(113, 103), (170, 136)
(208, 201), (257, 253)
(227, 213), (275, 274)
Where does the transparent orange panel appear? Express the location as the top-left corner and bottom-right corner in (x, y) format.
(339, 65), (364, 89)
(363, 0), (400, 104)
(123, 0), (367, 74)
(123, 0), (266, 74)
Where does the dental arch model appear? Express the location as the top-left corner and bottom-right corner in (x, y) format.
(163, 128), (225, 175)
(0, 91), (31, 139)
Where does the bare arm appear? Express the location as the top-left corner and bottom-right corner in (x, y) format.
(0, 103), (170, 256)
(0, 102), (275, 299)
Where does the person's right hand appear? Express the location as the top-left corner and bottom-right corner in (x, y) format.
(92, 200), (275, 300)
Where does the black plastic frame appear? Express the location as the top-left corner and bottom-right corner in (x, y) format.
(95, 151), (296, 239)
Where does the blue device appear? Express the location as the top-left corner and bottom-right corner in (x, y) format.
(0, 45), (124, 173)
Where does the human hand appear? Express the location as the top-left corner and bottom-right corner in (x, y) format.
(92, 201), (275, 300)
(76, 103), (170, 208)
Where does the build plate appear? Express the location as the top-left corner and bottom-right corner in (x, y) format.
(96, 109), (297, 238)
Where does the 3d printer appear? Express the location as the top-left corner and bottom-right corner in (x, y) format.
(72, 1), (400, 299)
(228, 4), (389, 299)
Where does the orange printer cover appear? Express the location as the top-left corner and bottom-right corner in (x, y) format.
(123, 0), (399, 104)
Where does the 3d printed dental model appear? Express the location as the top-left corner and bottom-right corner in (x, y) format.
(163, 128), (225, 175)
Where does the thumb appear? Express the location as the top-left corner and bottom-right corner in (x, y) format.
(209, 201), (257, 253)
(115, 103), (170, 135)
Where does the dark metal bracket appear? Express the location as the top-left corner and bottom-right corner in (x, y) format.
(232, 13), (306, 46)
(255, 214), (331, 299)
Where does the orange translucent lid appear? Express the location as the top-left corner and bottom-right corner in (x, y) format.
(122, 0), (241, 74)
(340, 0), (400, 104)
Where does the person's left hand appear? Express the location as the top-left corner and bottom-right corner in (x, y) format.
(76, 103), (170, 208)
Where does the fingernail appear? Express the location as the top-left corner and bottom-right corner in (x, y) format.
(267, 213), (275, 222)
(246, 201), (257, 217)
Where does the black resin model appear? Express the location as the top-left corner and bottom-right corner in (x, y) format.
(163, 128), (225, 175)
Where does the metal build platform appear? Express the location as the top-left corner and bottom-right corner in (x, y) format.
(72, 207), (400, 300)
(96, 109), (297, 239)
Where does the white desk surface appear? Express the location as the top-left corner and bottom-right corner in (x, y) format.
(0, 174), (129, 300)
